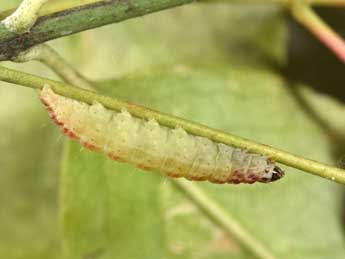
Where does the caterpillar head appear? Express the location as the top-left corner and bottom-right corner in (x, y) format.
(259, 162), (284, 183)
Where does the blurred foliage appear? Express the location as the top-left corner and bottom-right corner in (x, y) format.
(286, 7), (345, 102)
(0, 1), (345, 259)
(0, 72), (61, 258)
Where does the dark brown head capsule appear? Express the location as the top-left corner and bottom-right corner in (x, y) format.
(259, 164), (285, 183)
(270, 166), (284, 181)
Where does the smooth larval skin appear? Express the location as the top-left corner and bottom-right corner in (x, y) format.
(39, 86), (284, 184)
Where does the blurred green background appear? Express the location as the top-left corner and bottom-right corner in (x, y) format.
(1, 1), (345, 258)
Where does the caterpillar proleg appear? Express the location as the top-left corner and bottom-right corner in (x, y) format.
(39, 87), (284, 184)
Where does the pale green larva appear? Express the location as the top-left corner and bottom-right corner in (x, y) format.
(39, 87), (284, 184)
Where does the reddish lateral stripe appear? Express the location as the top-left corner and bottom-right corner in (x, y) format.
(166, 172), (183, 178)
(108, 153), (123, 161)
(40, 98), (50, 108)
(247, 173), (259, 181)
(40, 93), (80, 141)
(39, 95), (54, 112)
(64, 129), (78, 140)
(40, 95), (59, 123)
(136, 164), (154, 171)
(80, 140), (100, 151)
(62, 127), (79, 141)
(209, 178), (226, 184)
(166, 172), (181, 178)
(186, 175), (207, 181)
(55, 120), (64, 126)
(49, 113), (65, 127)
(237, 173), (245, 181)
(230, 179), (241, 184)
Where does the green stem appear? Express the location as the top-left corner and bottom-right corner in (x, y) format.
(173, 179), (276, 259)
(201, 0), (345, 5)
(0, 0), (86, 21)
(0, 65), (345, 184)
(13, 44), (95, 90)
(1, 0), (345, 60)
(0, 0), (194, 61)
(290, 1), (345, 63)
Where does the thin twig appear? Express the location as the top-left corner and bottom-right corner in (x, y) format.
(290, 1), (345, 63)
(0, 0), (194, 60)
(173, 179), (276, 259)
(1, 0), (345, 60)
(0, 0), (99, 21)
(13, 44), (95, 90)
(0, 65), (345, 184)
(201, 0), (345, 5)
(1, 0), (48, 33)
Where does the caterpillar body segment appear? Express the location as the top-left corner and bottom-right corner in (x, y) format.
(39, 87), (284, 184)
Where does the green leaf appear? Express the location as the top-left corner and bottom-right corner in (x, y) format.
(97, 65), (345, 259)
(61, 143), (166, 259)
(61, 4), (345, 259)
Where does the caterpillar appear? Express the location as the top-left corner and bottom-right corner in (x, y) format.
(39, 86), (284, 184)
